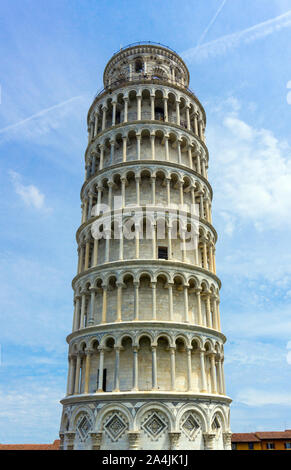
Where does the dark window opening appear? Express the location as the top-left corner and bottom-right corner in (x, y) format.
(158, 247), (168, 260)
(248, 443), (254, 450)
(97, 368), (107, 392)
(116, 111), (121, 124)
(155, 107), (164, 121)
(135, 59), (143, 73)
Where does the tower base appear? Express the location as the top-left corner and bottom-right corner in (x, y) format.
(60, 393), (232, 450)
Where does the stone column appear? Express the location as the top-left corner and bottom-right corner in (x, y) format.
(132, 346), (139, 391)
(150, 94), (155, 120)
(151, 345), (158, 390)
(170, 346), (176, 390)
(108, 182), (113, 211)
(99, 144), (104, 170)
(169, 432), (181, 450)
(151, 222), (156, 259)
(80, 293), (86, 329)
(94, 111), (99, 137)
(205, 291), (212, 328)
(176, 100), (180, 126)
(112, 101), (117, 126)
(73, 296), (80, 331)
(84, 348), (92, 394)
(113, 346), (121, 391)
(151, 176), (156, 205)
(210, 353), (217, 394)
(110, 140), (115, 165)
(66, 355), (73, 395)
(133, 282), (139, 321)
(184, 285), (189, 322)
(136, 176), (140, 206)
(165, 134), (169, 160)
(74, 354), (81, 395)
(136, 133), (141, 160)
(137, 95), (142, 120)
(128, 431), (140, 450)
(177, 139), (182, 164)
(88, 288), (96, 326)
(195, 288), (203, 325)
(122, 136), (127, 162)
(211, 295), (218, 330)
(203, 433), (216, 450)
(199, 349), (208, 393)
(69, 355), (76, 395)
(123, 97), (128, 123)
(116, 282), (123, 322)
(102, 105), (107, 130)
(151, 282), (157, 320)
(217, 355), (223, 395)
(186, 106), (191, 130)
(223, 432), (232, 450)
(188, 146), (193, 169)
(166, 178), (171, 205)
(65, 432), (76, 451)
(97, 348), (105, 392)
(90, 432), (103, 450)
(168, 282), (174, 321)
(186, 347), (192, 391)
(151, 133), (155, 160)
(119, 225), (124, 260)
(163, 96), (168, 122)
(101, 286), (107, 323)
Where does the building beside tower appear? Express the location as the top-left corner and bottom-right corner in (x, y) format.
(59, 42), (232, 450)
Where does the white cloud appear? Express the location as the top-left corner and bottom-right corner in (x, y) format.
(182, 9), (291, 61)
(9, 170), (49, 211)
(0, 380), (63, 443)
(236, 388), (291, 406)
(208, 100), (291, 231)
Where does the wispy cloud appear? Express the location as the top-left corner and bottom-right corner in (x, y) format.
(0, 96), (83, 136)
(9, 170), (49, 211)
(182, 9), (291, 61)
(236, 388), (291, 407)
(196, 0), (228, 47)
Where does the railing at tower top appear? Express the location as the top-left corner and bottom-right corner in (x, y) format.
(111, 41), (178, 57)
(93, 73), (198, 100)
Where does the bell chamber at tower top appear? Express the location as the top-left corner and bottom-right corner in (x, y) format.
(103, 43), (190, 89)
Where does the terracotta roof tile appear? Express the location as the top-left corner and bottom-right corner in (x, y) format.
(231, 433), (260, 443)
(0, 440), (60, 450)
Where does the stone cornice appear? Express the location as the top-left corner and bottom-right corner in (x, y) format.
(71, 259), (222, 289)
(60, 391), (232, 406)
(76, 206), (218, 243)
(81, 160), (213, 200)
(84, 118), (209, 162)
(66, 320), (226, 344)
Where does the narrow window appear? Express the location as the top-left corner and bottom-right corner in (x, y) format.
(158, 246), (168, 260)
(248, 443), (254, 450)
(97, 368), (107, 391)
(103, 368), (107, 392)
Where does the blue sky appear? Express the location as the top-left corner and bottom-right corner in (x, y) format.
(1, 0), (291, 443)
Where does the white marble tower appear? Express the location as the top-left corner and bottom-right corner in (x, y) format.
(59, 42), (232, 450)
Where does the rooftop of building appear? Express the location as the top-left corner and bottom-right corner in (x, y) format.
(232, 430), (291, 442)
(0, 439), (60, 450)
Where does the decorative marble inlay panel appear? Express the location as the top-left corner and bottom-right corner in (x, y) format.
(104, 412), (128, 442)
(180, 412), (201, 441)
(76, 414), (92, 441)
(141, 411), (168, 440)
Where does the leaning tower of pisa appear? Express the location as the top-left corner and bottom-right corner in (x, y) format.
(59, 42), (232, 451)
